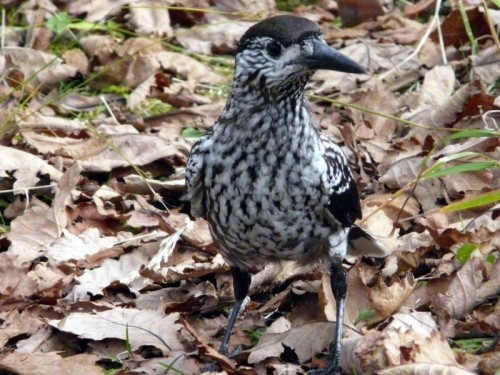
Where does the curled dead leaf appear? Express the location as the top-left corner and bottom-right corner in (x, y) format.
(0, 352), (104, 375)
(434, 256), (499, 319)
(1, 47), (77, 90)
(51, 309), (183, 353)
(247, 322), (335, 364)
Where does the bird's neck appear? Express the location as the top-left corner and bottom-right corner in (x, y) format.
(218, 83), (315, 135)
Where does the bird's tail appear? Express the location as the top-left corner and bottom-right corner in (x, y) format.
(347, 225), (390, 258)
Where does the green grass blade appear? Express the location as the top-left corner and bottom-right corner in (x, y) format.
(422, 161), (498, 180)
(441, 190), (500, 212)
(445, 129), (500, 141)
(457, 243), (478, 265)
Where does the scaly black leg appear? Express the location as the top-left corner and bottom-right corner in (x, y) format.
(219, 267), (251, 355)
(201, 267), (251, 373)
(309, 259), (348, 374)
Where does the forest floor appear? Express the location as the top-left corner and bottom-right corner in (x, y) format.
(0, 0), (499, 374)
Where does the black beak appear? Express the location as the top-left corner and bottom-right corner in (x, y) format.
(303, 39), (367, 74)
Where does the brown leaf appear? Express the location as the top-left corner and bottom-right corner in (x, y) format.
(1, 47), (77, 90)
(369, 272), (415, 322)
(343, 312), (463, 373)
(0, 146), (63, 191)
(351, 81), (400, 143)
(14, 263), (72, 299)
(6, 199), (60, 265)
(379, 156), (444, 211)
(62, 48), (89, 74)
(0, 253), (29, 296)
(405, 80), (496, 145)
(434, 256), (499, 319)
(162, 281), (218, 314)
(67, 248), (151, 301)
(405, 65), (455, 114)
(50, 309), (183, 353)
(247, 321), (335, 364)
(68, 0), (126, 22)
(77, 134), (185, 172)
(478, 350), (500, 375)
(0, 352), (104, 375)
(377, 363), (476, 375)
(159, 212), (215, 252)
(15, 326), (53, 353)
(431, 7), (490, 48)
(471, 46), (500, 84)
(179, 315), (237, 374)
(338, 0), (385, 27)
(42, 228), (124, 265)
(404, 0), (437, 18)
(156, 51), (226, 84)
(360, 200), (402, 252)
(79, 35), (118, 64)
(0, 308), (44, 347)
(129, 353), (200, 375)
(141, 247), (228, 284)
(128, 0), (173, 37)
(175, 21), (250, 55)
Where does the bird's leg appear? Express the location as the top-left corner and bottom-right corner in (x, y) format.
(309, 259), (348, 375)
(219, 266), (251, 355)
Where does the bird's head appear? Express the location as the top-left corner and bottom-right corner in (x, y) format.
(234, 15), (366, 100)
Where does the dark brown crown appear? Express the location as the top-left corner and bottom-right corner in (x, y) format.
(239, 15), (321, 50)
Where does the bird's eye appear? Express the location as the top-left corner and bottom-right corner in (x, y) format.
(266, 41), (282, 58)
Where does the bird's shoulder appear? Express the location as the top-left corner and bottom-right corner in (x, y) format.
(185, 131), (213, 218)
(319, 133), (362, 227)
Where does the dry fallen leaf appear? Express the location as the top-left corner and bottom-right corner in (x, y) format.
(42, 228), (123, 265)
(66, 248), (151, 301)
(434, 256), (500, 320)
(342, 311), (467, 373)
(50, 309), (183, 353)
(128, 0), (173, 37)
(0, 352), (105, 375)
(247, 321), (334, 364)
(1, 3), (498, 374)
(1, 47), (77, 90)
(0, 145), (62, 191)
(377, 363), (476, 375)
(6, 199), (61, 265)
(179, 315), (237, 374)
(176, 21), (250, 55)
(77, 134), (185, 172)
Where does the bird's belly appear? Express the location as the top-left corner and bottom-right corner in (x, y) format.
(206, 163), (331, 264)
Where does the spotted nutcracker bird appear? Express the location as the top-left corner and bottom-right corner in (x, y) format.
(185, 15), (388, 374)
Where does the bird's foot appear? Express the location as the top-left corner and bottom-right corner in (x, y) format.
(200, 345), (245, 373)
(228, 343), (245, 356)
(308, 368), (340, 375)
(200, 362), (220, 373)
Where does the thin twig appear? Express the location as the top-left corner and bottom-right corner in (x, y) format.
(0, 183), (57, 195)
(113, 230), (162, 246)
(100, 95), (120, 125)
(1, 8), (5, 50)
(436, 4), (447, 64)
(481, 0), (500, 53)
(379, 0), (443, 80)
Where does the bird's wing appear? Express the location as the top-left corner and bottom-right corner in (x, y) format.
(184, 133), (211, 218)
(347, 225), (390, 257)
(320, 134), (390, 258)
(320, 134), (361, 227)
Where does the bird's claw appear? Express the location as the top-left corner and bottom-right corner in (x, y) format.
(200, 362), (220, 373)
(307, 367), (340, 375)
(201, 345), (245, 373)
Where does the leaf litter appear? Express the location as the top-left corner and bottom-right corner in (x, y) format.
(0, 0), (499, 374)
